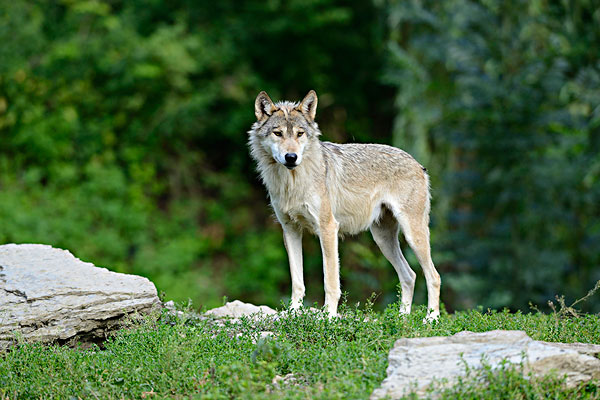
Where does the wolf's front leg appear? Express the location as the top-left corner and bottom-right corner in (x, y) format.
(319, 215), (341, 317)
(283, 225), (304, 310)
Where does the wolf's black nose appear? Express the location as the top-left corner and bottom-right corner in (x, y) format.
(285, 153), (298, 164)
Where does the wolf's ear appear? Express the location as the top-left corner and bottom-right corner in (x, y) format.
(298, 90), (318, 121)
(255, 91), (277, 121)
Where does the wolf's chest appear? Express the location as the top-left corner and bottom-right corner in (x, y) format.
(286, 205), (317, 230)
(273, 195), (321, 233)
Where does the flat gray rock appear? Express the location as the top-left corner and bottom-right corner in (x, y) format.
(0, 244), (160, 348)
(539, 340), (600, 357)
(205, 300), (277, 318)
(371, 330), (600, 399)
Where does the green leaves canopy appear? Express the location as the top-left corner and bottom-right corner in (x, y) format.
(1, 0), (598, 312)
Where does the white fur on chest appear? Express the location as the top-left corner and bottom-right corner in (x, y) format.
(258, 154), (325, 233)
(271, 188), (321, 233)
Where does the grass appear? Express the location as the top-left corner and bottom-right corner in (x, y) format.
(1, 299), (599, 399)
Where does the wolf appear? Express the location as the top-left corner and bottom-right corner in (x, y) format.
(248, 90), (441, 321)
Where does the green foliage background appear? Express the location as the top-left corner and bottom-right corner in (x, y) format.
(1, 0), (598, 312)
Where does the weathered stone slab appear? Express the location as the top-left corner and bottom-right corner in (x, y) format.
(371, 330), (600, 399)
(539, 341), (600, 358)
(205, 300), (277, 319)
(0, 244), (160, 348)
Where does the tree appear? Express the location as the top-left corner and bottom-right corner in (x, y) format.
(384, 0), (600, 311)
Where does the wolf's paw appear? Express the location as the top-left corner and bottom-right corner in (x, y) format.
(423, 310), (440, 324)
(399, 304), (412, 316)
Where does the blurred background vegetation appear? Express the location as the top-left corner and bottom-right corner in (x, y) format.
(1, 0), (598, 312)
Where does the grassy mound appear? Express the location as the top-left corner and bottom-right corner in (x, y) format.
(1, 301), (599, 399)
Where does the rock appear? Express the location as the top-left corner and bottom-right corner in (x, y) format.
(0, 244), (160, 349)
(163, 300), (185, 318)
(205, 300), (277, 319)
(371, 330), (600, 399)
(271, 373), (299, 390)
(259, 331), (274, 340)
(540, 341), (600, 358)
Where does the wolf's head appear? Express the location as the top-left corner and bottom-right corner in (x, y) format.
(249, 90), (320, 170)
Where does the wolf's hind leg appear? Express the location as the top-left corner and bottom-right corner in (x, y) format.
(283, 225), (304, 309)
(370, 207), (416, 314)
(398, 214), (441, 322)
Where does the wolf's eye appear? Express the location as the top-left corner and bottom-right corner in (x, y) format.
(297, 131), (304, 137)
(273, 130), (283, 137)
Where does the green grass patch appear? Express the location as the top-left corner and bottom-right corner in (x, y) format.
(1, 302), (599, 399)
(433, 361), (599, 400)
